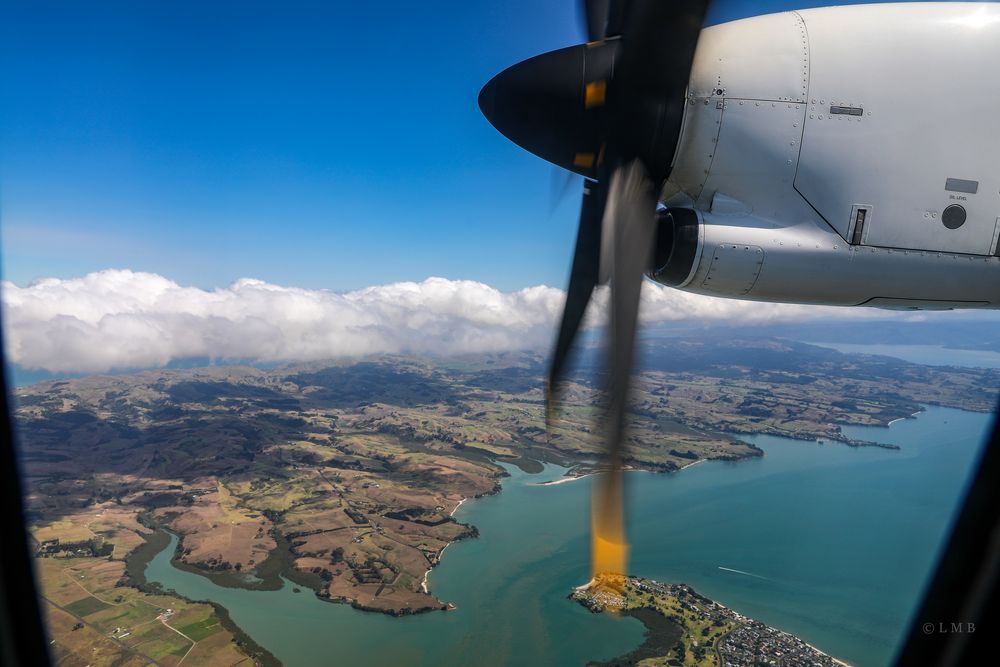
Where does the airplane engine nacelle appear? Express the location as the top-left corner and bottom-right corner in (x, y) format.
(649, 208), (1000, 309)
(657, 4), (1000, 310)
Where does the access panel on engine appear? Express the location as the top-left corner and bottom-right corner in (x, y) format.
(792, 6), (1000, 256)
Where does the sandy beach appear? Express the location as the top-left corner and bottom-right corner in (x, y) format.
(535, 464), (706, 485)
(532, 472), (593, 486)
(421, 542), (453, 594)
(421, 501), (466, 594)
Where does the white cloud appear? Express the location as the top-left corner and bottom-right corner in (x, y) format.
(2, 269), (890, 374)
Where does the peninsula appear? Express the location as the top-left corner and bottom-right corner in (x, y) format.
(572, 575), (849, 666)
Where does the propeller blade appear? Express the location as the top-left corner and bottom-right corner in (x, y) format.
(547, 178), (605, 424)
(590, 159), (656, 580)
(549, 167), (578, 215)
(618, 0), (708, 92)
(609, 0), (709, 179)
(581, 0), (611, 41)
(591, 445), (627, 578)
(602, 160), (656, 460)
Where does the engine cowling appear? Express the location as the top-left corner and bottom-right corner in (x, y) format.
(648, 208), (700, 287)
(648, 209), (1000, 309)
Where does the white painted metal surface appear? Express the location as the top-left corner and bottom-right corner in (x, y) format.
(662, 2), (1000, 308)
(796, 3), (1000, 255)
(683, 211), (998, 307)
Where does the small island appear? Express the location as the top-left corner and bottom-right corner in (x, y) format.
(572, 575), (849, 666)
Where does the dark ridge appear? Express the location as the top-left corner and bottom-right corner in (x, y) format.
(288, 363), (461, 407)
(462, 365), (544, 394)
(165, 381), (281, 403)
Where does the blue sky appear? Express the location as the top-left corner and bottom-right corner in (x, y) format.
(0, 0), (979, 291)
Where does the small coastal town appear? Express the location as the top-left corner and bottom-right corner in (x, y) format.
(719, 619), (843, 667)
(573, 576), (846, 667)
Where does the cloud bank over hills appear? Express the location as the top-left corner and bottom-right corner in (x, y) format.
(4, 269), (888, 374)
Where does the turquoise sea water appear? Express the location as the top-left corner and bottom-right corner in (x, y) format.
(809, 342), (1000, 369)
(145, 405), (994, 667)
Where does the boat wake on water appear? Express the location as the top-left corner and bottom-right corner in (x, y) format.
(718, 566), (772, 581)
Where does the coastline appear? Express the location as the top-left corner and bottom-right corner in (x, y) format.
(573, 577), (851, 667)
(134, 420), (884, 625)
(535, 458), (707, 486)
(532, 472), (593, 486)
(593, 606), (683, 666)
(418, 496), (470, 597)
(21, 342), (998, 667)
(122, 528), (281, 667)
(421, 542), (452, 595)
(150, 426), (896, 620)
(889, 409), (925, 427)
(126, 404), (980, 665)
